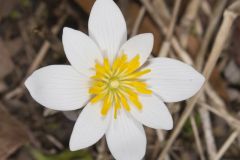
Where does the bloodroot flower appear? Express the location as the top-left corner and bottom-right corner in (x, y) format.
(25, 0), (205, 159)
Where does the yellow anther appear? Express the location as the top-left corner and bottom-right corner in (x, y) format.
(89, 54), (152, 118)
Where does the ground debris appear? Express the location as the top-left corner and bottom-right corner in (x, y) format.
(0, 39), (14, 80)
(0, 102), (29, 160)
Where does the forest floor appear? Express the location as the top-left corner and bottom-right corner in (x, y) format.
(0, 0), (240, 160)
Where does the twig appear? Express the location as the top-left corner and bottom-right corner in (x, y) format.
(152, 0), (170, 22)
(18, 22), (36, 59)
(199, 102), (240, 131)
(190, 114), (206, 160)
(97, 138), (107, 160)
(139, 0), (166, 33)
(204, 83), (225, 107)
(158, 7), (238, 160)
(46, 134), (64, 150)
(196, 0), (227, 71)
(201, 0), (212, 16)
(213, 130), (239, 160)
(151, 130), (169, 160)
(140, 0), (193, 65)
(198, 88), (217, 160)
(159, 0), (182, 56)
(195, 18), (204, 36)
(199, 107), (217, 160)
(179, 0), (201, 48)
(171, 38), (193, 65)
(131, 6), (146, 37)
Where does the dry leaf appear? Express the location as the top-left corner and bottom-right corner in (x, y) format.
(209, 68), (229, 102)
(0, 39), (14, 79)
(0, 102), (29, 160)
(187, 34), (201, 60)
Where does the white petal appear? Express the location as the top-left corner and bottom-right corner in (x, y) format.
(88, 0), (127, 63)
(62, 27), (103, 76)
(70, 102), (111, 151)
(25, 65), (90, 110)
(143, 58), (205, 102)
(130, 94), (173, 130)
(120, 33), (153, 65)
(106, 110), (146, 160)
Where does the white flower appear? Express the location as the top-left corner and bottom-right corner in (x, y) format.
(25, 0), (205, 159)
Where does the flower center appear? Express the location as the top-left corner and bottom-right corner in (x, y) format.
(89, 53), (152, 118)
(109, 79), (120, 89)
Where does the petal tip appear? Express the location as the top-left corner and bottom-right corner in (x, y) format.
(146, 33), (154, 39)
(24, 77), (30, 89)
(24, 74), (35, 93)
(62, 27), (77, 39)
(62, 27), (72, 38)
(145, 33), (154, 46)
(69, 136), (80, 151)
(199, 74), (206, 86)
(63, 27), (71, 33)
(148, 33), (154, 48)
(163, 112), (173, 130)
(69, 143), (78, 152)
(165, 120), (173, 130)
(139, 33), (154, 43)
(194, 71), (205, 93)
(94, 0), (116, 6)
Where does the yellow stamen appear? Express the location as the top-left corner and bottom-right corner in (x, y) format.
(103, 58), (111, 74)
(114, 93), (121, 119)
(124, 54), (140, 74)
(91, 92), (106, 103)
(121, 87), (142, 110)
(89, 53), (152, 118)
(119, 92), (131, 111)
(136, 87), (153, 94)
(89, 86), (103, 94)
(124, 69), (151, 79)
(101, 94), (112, 115)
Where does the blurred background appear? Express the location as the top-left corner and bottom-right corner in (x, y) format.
(0, 0), (240, 160)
